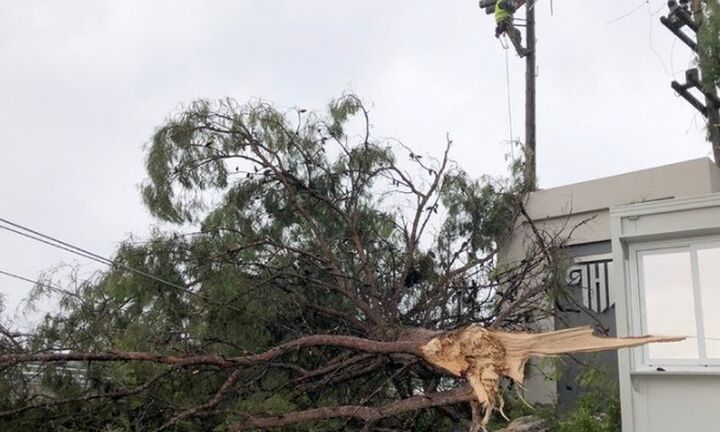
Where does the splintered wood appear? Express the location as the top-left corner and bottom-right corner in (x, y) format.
(420, 325), (684, 429)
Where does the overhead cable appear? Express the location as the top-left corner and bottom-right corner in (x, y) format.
(0, 217), (193, 296)
(0, 268), (63, 292)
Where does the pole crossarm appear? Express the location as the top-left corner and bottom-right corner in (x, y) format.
(661, 0), (720, 164)
(685, 68), (720, 108)
(660, 14), (698, 52)
(671, 68), (720, 116)
(671, 81), (709, 114)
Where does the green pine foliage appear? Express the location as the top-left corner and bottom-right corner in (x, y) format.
(0, 94), (529, 431)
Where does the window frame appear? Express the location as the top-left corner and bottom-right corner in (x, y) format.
(629, 235), (720, 372)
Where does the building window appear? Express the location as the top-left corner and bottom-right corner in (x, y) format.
(697, 246), (720, 359)
(633, 239), (720, 368)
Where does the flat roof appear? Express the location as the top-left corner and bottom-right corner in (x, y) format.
(526, 158), (720, 220)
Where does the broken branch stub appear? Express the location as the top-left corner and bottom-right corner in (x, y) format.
(420, 325), (684, 428)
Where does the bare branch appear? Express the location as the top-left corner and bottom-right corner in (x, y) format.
(157, 368), (243, 430)
(1, 334), (425, 368)
(232, 386), (475, 430)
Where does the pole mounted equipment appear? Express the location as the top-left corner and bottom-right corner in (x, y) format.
(661, 0), (720, 165)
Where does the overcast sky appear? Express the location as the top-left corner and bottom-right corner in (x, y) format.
(0, 0), (712, 328)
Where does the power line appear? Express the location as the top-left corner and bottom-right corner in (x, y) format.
(0, 268), (63, 293)
(0, 223), (107, 265)
(505, 48), (515, 146)
(607, 0), (649, 24)
(0, 217), (112, 265)
(647, 1), (675, 77)
(0, 217), (193, 297)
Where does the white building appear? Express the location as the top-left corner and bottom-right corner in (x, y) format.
(499, 158), (720, 431)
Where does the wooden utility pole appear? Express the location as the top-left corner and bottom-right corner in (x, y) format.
(479, 0), (539, 187)
(664, 0), (720, 165)
(691, 0), (720, 165)
(525, 0), (537, 189)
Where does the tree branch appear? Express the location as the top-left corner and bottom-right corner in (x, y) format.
(232, 386), (475, 430)
(0, 369), (171, 418)
(1, 335), (424, 368)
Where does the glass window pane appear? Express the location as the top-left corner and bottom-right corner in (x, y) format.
(697, 246), (720, 359)
(641, 251), (698, 360)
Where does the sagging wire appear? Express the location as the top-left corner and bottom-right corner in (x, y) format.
(504, 47), (515, 148)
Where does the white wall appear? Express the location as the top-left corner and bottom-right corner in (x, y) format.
(497, 158), (720, 408)
(611, 194), (720, 432)
(500, 158), (720, 264)
(628, 375), (720, 431)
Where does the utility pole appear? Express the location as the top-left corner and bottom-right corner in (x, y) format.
(662, 0), (720, 165)
(525, 0), (537, 190)
(479, 0), (539, 187)
(691, 0), (720, 165)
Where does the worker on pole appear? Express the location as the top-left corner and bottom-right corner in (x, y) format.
(495, 0), (529, 57)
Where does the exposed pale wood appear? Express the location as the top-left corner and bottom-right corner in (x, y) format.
(3, 325), (683, 431)
(421, 325), (684, 430)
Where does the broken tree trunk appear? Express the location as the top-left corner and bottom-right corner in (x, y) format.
(4, 325), (683, 431)
(420, 325), (683, 430)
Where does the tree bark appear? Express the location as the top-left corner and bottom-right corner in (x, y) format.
(1, 325), (682, 430)
(233, 387), (476, 430)
(1, 334), (423, 368)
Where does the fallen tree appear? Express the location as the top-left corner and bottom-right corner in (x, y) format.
(0, 324), (679, 431)
(0, 95), (683, 431)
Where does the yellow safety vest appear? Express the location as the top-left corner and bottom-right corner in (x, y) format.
(495, 1), (512, 23)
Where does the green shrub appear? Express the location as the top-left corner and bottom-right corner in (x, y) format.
(553, 368), (621, 432)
